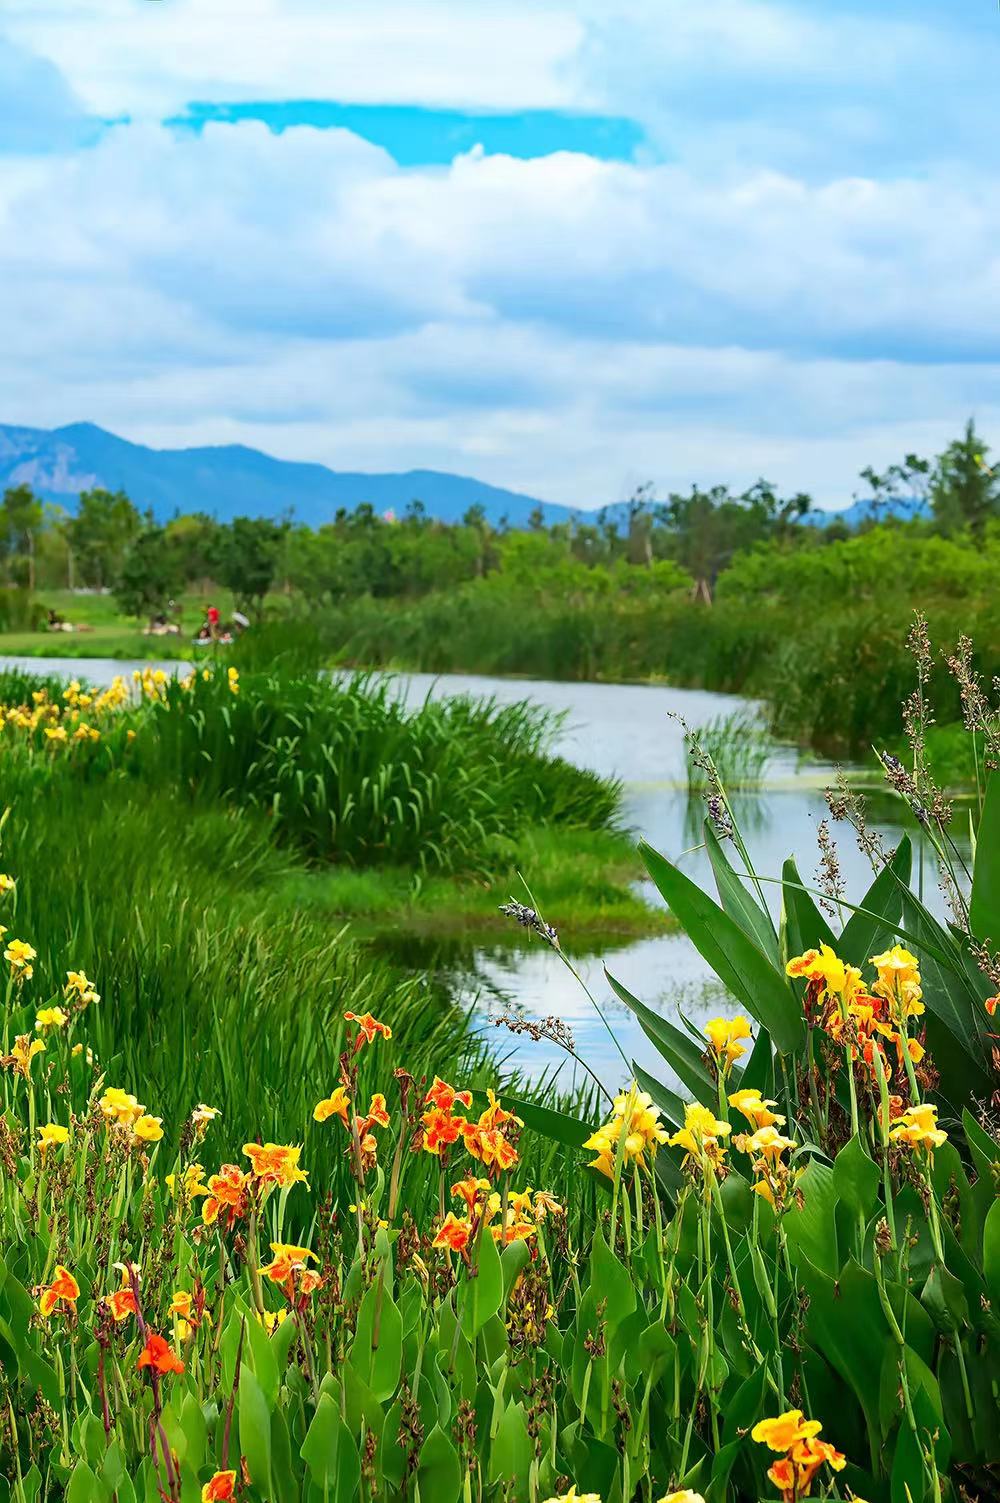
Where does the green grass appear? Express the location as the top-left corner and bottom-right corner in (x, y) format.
(0, 765), (598, 1212)
(277, 825), (668, 944)
(128, 669), (624, 873)
(686, 710), (774, 792)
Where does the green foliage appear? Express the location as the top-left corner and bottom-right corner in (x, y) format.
(128, 669), (622, 872)
(214, 515), (287, 616)
(113, 523), (184, 620)
(67, 486), (141, 589)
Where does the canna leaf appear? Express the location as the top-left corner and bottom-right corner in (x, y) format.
(706, 821), (780, 964)
(969, 772), (1000, 944)
(605, 966), (715, 1106)
(417, 1425), (463, 1503)
(833, 1134), (881, 1221)
(238, 1367), (272, 1495)
(639, 838), (805, 1053)
(837, 838), (911, 967)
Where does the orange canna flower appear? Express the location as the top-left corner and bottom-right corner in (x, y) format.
(425, 1076), (473, 1112)
(138, 1333), (184, 1375)
(363, 1092), (391, 1128)
(464, 1123), (519, 1173)
(38, 1264), (80, 1319)
(242, 1142), (308, 1189)
(202, 1473), (237, 1502)
(313, 1087), (350, 1125)
(451, 1175), (491, 1215)
(433, 1212), (473, 1255)
(202, 1164), (250, 1229)
(344, 1010), (392, 1047)
(752, 1411), (822, 1451)
(105, 1285), (139, 1323)
(985, 994), (999, 1016)
(259, 1242), (317, 1285)
(421, 1105), (468, 1155)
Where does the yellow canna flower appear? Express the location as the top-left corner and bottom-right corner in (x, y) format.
(313, 1086), (351, 1125)
(658, 1493), (707, 1503)
(889, 1102), (947, 1152)
(752, 1410), (823, 1451)
(5, 1034), (45, 1077)
(728, 1088), (785, 1129)
(704, 1015), (752, 1071)
(38, 1122), (70, 1155)
(668, 1103), (731, 1176)
(0, 874), (15, 893)
(739, 1125), (796, 1162)
(541, 1489), (602, 1503)
(4, 938), (36, 980)
(35, 1007), (68, 1032)
(133, 1115), (164, 1143)
(99, 1087), (146, 1127)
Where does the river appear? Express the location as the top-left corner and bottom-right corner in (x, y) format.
(1, 656), (944, 1094)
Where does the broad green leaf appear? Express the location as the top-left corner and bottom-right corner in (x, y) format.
(605, 967), (715, 1106)
(588, 1222), (636, 1333)
(467, 1224), (503, 1335)
(238, 1367), (272, 1495)
(984, 1200), (1000, 1312)
(245, 1307), (280, 1409)
(706, 821), (780, 964)
(66, 1462), (101, 1503)
(838, 837), (911, 966)
(301, 1392), (360, 1497)
(639, 838), (805, 1053)
(783, 1159), (839, 1276)
(833, 1134), (881, 1221)
(921, 1263), (969, 1334)
(782, 855), (837, 959)
(417, 1425), (463, 1503)
(969, 772), (1000, 943)
(349, 1276), (402, 1402)
(488, 1401), (532, 1495)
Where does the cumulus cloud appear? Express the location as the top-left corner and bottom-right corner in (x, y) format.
(5, 0), (584, 117)
(2, 0), (999, 507)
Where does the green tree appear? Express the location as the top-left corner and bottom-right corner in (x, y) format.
(0, 484), (44, 590)
(215, 516), (287, 616)
(114, 525), (184, 620)
(930, 419), (999, 538)
(163, 512), (221, 591)
(67, 488), (141, 590)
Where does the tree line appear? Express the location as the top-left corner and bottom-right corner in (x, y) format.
(0, 418), (995, 619)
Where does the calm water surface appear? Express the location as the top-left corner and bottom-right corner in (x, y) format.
(377, 671), (950, 1089)
(3, 657), (947, 1092)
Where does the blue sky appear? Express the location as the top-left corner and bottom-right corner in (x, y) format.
(1, 0), (999, 508)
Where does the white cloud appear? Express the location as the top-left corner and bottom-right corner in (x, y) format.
(2, 5), (999, 508)
(5, 0), (585, 117)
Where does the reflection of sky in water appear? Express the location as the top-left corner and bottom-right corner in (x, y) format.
(4, 657), (965, 1093)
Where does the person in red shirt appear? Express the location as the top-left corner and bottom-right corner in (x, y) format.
(206, 603), (220, 640)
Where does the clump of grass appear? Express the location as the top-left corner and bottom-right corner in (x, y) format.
(685, 710), (773, 792)
(128, 669), (623, 873)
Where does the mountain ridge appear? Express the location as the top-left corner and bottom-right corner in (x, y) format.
(0, 420), (571, 527)
(0, 420), (925, 531)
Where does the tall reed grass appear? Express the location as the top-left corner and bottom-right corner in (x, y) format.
(130, 670), (622, 872)
(0, 757), (590, 1216)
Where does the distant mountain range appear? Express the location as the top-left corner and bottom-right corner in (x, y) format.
(0, 421), (569, 528)
(0, 420), (926, 531)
